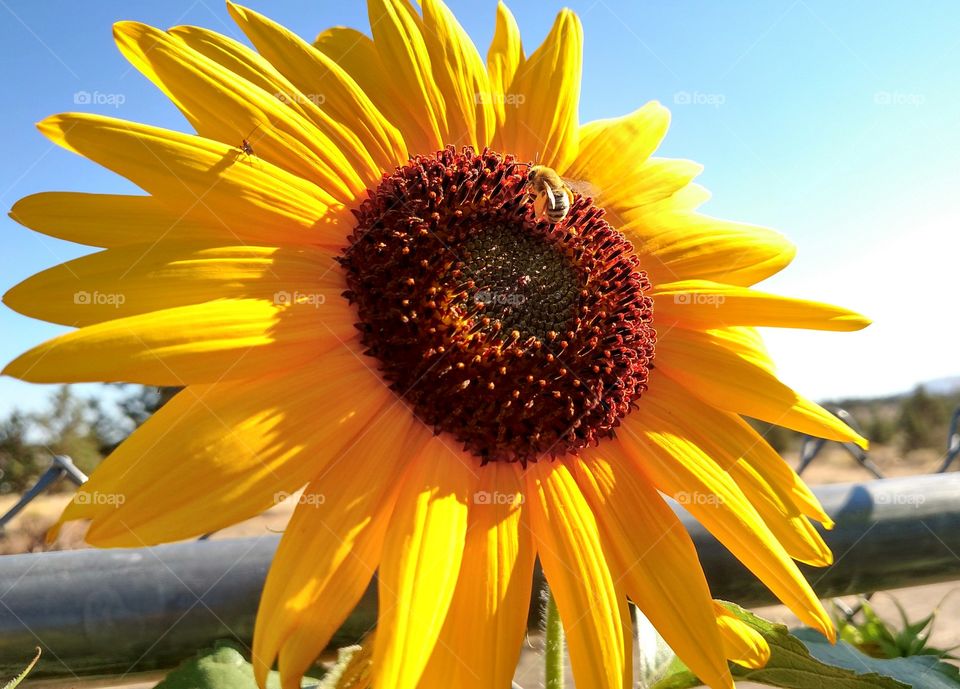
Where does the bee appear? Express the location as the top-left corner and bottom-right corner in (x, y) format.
(524, 164), (572, 224)
(523, 164), (596, 225)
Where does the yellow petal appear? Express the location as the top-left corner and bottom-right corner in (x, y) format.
(253, 403), (434, 688)
(419, 462), (535, 688)
(573, 102), (669, 165)
(168, 21), (337, 133)
(616, 181), (712, 219)
(644, 372), (832, 527)
(726, 460), (832, 566)
(563, 104), (706, 228)
(3, 297), (353, 385)
(3, 242), (341, 326)
(641, 181), (713, 216)
(496, 10), (582, 170)
(167, 23), (303, 103)
(422, 0), (494, 148)
(527, 460), (631, 689)
(643, 378), (832, 565)
(225, 3), (407, 178)
(114, 21), (367, 204)
(653, 279), (871, 331)
(713, 602), (771, 669)
(367, 0), (446, 154)
(486, 2), (524, 132)
(564, 102), (672, 205)
(47, 346), (391, 546)
(312, 25), (426, 155)
(9, 192), (226, 248)
(37, 113), (347, 249)
(168, 20), (391, 194)
(573, 451), (734, 689)
(656, 327), (868, 448)
(602, 157), (703, 225)
(617, 421), (835, 641)
(373, 438), (476, 689)
(629, 211), (796, 287)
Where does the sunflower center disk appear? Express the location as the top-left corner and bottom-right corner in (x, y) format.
(459, 225), (580, 340)
(341, 147), (656, 464)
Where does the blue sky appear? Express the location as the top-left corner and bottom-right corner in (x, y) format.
(1, 0), (958, 417)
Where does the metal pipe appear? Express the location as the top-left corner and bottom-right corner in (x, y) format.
(796, 409), (883, 479)
(2, 474), (960, 679)
(936, 407), (960, 473)
(0, 456), (88, 532)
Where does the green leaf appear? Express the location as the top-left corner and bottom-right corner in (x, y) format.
(793, 628), (960, 689)
(651, 603), (960, 689)
(834, 594), (959, 660)
(648, 656), (699, 689)
(152, 641), (319, 689)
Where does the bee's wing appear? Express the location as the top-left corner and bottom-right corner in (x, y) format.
(562, 176), (599, 200)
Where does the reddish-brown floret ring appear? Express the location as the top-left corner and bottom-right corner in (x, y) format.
(341, 147), (656, 464)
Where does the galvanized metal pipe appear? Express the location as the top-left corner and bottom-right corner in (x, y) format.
(0, 456), (88, 532)
(2, 474), (960, 679)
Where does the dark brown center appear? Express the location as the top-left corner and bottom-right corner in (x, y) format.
(457, 224), (580, 340)
(340, 147), (656, 464)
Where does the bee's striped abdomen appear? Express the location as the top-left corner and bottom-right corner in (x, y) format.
(545, 191), (570, 223)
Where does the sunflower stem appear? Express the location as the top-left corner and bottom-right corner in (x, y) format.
(544, 587), (565, 689)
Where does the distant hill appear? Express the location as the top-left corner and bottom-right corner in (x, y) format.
(747, 379), (960, 455)
(813, 380), (960, 454)
(921, 376), (960, 396)
(826, 375), (960, 406)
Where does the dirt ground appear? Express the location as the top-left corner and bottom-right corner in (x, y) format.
(3, 444), (958, 687)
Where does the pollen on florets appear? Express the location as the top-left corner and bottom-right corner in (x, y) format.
(340, 146), (655, 464)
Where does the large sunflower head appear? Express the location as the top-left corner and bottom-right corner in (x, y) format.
(3, 2), (869, 688)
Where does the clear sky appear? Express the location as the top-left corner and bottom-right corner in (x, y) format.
(1, 0), (958, 417)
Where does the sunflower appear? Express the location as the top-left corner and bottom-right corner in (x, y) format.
(3, 2), (868, 688)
